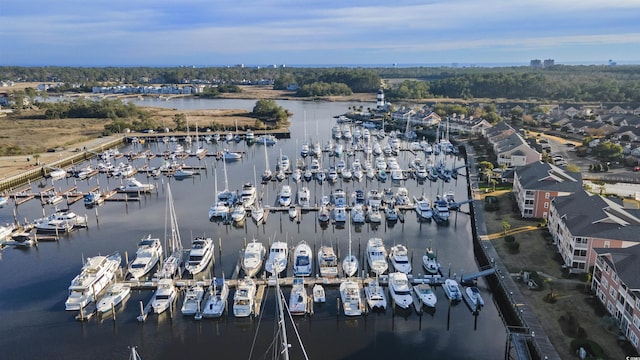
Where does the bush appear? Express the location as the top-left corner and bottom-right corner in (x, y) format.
(504, 235), (515, 243)
(570, 339), (604, 358)
(506, 241), (520, 253)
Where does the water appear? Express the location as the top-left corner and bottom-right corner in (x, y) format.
(0, 99), (506, 359)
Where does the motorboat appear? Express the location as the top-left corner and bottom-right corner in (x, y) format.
(332, 188), (347, 207)
(384, 206), (399, 222)
(364, 278), (387, 311)
(128, 235), (163, 280)
(433, 196), (450, 223)
(256, 134), (277, 146)
(185, 237), (215, 275)
(366, 238), (388, 275)
(414, 196), (433, 221)
(239, 183), (257, 208)
(65, 252), (121, 311)
(444, 189), (459, 210)
(312, 284), (326, 303)
(366, 205), (382, 224)
(231, 204), (246, 223)
(297, 186), (311, 208)
(303, 168), (313, 182)
(340, 279), (363, 317)
(351, 204), (366, 224)
(245, 129), (255, 143)
(327, 168), (338, 183)
(375, 156), (387, 170)
(390, 169), (404, 182)
(376, 169), (388, 182)
(352, 189), (366, 205)
(201, 277), (229, 318)
(181, 285), (205, 315)
(119, 177), (154, 193)
(423, 247), (440, 275)
(48, 167), (67, 180)
(443, 279), (463, 301)
(317, 245), (338, 278)
(388, 272), (413, 309)
(242, 239), (266, 277)
(278, 185), (292, 206)
(292, 168), (303, 183)
(152, 278), (178, 314)
(382, 188), (395, 206)
(300, 142), (310, 157)
(265, 241), (288, 275)
(415, 166), (429, 180)
(45, 192), (64, 206)
(0, 196), (9, 208)
(83, 191), (103, 207)
(96, 282), (131, 314)
(5, 231), (35, 247)
(317, 205), (330, 223)
(288, 205), (298, 220)
(465, 286), (485, 309)
(208, 201), (230, 221)
(293, 241), (313, 277)
(395, 187), (412, 206)
(233, 277), (256, 318)
(223, 149), (242, 161)
(251, 203), (265, 224)
(34, 210), (87, 233)
(289, 278), (308, 315)
(414, 283), (437, 308)
(367, 189), (382, 208)
(333, 206), (347, 223)
(389, 244), (412, 274)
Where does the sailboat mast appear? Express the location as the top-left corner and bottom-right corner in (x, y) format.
(275, 270), (290, 360)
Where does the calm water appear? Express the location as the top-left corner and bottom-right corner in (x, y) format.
(0, 99), (506, 359)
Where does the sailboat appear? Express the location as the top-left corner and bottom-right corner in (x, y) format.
(261, 136), (272, 182)
(250, 165), (265, 223)
(153, 184), (184, 280)
(341, 213), (358, 277)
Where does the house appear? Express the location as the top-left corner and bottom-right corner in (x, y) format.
(483, 122), (541, 167)
(547, 190), (640, 273)
(512, 161), (582, 218)
(608, 105), (627, 114)
(590, 245), (640, 352)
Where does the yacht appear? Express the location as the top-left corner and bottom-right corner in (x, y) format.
(240, 182), (257, 207)
(278, 152), (290, 172)
(444, 189), (458, 210)
(317, 205), (330, 223)
(382, 188), (395, 206)
(384, 206), (399, 222)
(83, 191), (103, 207)
(366, 205), (383, 224)
(265, 241), (289, 275)
(34, 210), (87, 233)
(233, 277), (256, 318)
(351, 204), (366, 224)
(364, 279), (387, 311)
(223, 149), (242, 161)
(256, 134), (277, 146)
(388, 272), (413, 309)
(185, 237), (215, 275)
(317, 245), (338, 278)
(231, 204), (246, 223)
(333, 206), (347, 223)
(288, 278), (308, 315)
(201, 277), (229, 318)
(465, 286), (485, 309)
(48, 167), (67, 180)
(389, 244), (412, 274)
(300, 142), (310, 157)
(423, 247), (440, 275)
(293, 241), (313, 277)
(433, 196), (450, 223)
(327, 168), (338, 183)
(128, 235), (163, 280)
(340, 279), (363, 317)
(366, 189), (382, 208)
(119, 177), (154, 193)
(414, 196), (433, 221)
(332, 188), (347, 206)
(152, 278), (178, 314)
(96, 282), (131, 314)
(297, 186), (311, 208)
(443, 279), (463, 301)
(242, 239), (266, 277)
(414, 284), (437, 308)
(366, 238), (388, 276)
(278, 185), (292, 206)
(245, 130), (255, 143)
(64, 252), (121, 311)
(415, 166), (429, 180)
(395, 187), (412, 206)
(312, 284), (326, 303)
(303, 168), (313, 182)
(180, 285), (205, 315)
(292, 168), (302, 183)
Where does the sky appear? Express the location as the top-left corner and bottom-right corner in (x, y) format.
(1, 0), (639, 67)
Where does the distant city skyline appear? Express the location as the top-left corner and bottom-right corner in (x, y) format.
(2, 0), (639, 67)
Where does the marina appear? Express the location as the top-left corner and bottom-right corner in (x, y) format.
(0, 99), (508, 360)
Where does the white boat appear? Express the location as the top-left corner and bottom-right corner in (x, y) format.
(312, 284), (326, 303)
(279, 152), (290, 172)
(292, 168), (302, 183)
(317, 205), (330, 223)
(340, 279), (363, 317)
(415, 196), (433, 220)
(48, 168), (67, 180)
(366, 205), (382, 223)
(342, 216), (358, 277)
(433, 196), (450, 222)
(414, 283), (437, 308)
(83, 191), (103, 207)
(265, 241), (288, 275)
(351, 204), (366, 224)
(293, 241), (313, 277)
(384, 206), (399, 222)
(223, 149), (242, 161)
(153, 185), (184, 280)
(332, 188), (347, 206)
(388, 272), (413, 309)
(231, 204), (246, 223)
(173, 168), (194, 179)
(395, 187), (412, 206)
(366, 238), (388, 275)
(366, 189), (382, 208)
(422, 247), (440, 275)
(297, 186), (311, 208)
(465, 286), (485, 309)
(233, 277), (256, 317)
(128, 235), (163, 280)
(251, 203), (265, 224)
(34, 209), (87, 233)
(208, 163), (237, 220)
(389, 244), (412, 274)
(443, 279), (463, 301)
(364, 279), (387, 311)
(242, 239), (266, 277)
(152, 278), (178, 314)
(181, 285), (205, 315)
(256, 134), (277, 146)
(96, 282), (131, 314)
(185, 237), (214, 275)
(119, 178), (154, 193)
(317, 245), (338, 278)
(0, 224), (15, 242)
(288, 278), (308, 315)
(278, 185), (292, 206)
(201, 277), (229, 318)
(44, 192), (63, 206)
(65, 252), (121, 311)
(288, 205), (298, 220)
(333, 205), (347, 223)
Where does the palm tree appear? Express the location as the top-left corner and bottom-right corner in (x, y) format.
(501, 220), (511, 235)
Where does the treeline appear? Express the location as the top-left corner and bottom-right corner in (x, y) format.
(40, 98), (146, 120)
(194, 84), (242, 98)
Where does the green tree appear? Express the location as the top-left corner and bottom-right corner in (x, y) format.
(501, 220), (511, 235)
(173, 113), (187, 131)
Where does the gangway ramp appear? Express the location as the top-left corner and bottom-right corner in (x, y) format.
(461, 267), (496, 283)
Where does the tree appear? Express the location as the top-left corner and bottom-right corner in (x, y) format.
(173, 113), (187, 131)
(565, 164), (580, 173)
(479, 161), (494, 182)
(501, 220), (511, 235)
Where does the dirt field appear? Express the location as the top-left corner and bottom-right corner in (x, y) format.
(481, 191), (629, 360)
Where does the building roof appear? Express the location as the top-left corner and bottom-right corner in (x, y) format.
(553, 190), (640, 242)
(594, 245), (640, 290)
(515, 161), (582, 192)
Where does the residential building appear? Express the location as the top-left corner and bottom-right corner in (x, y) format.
(512, 161), (582, 218)
(483, 122), (540, 167)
